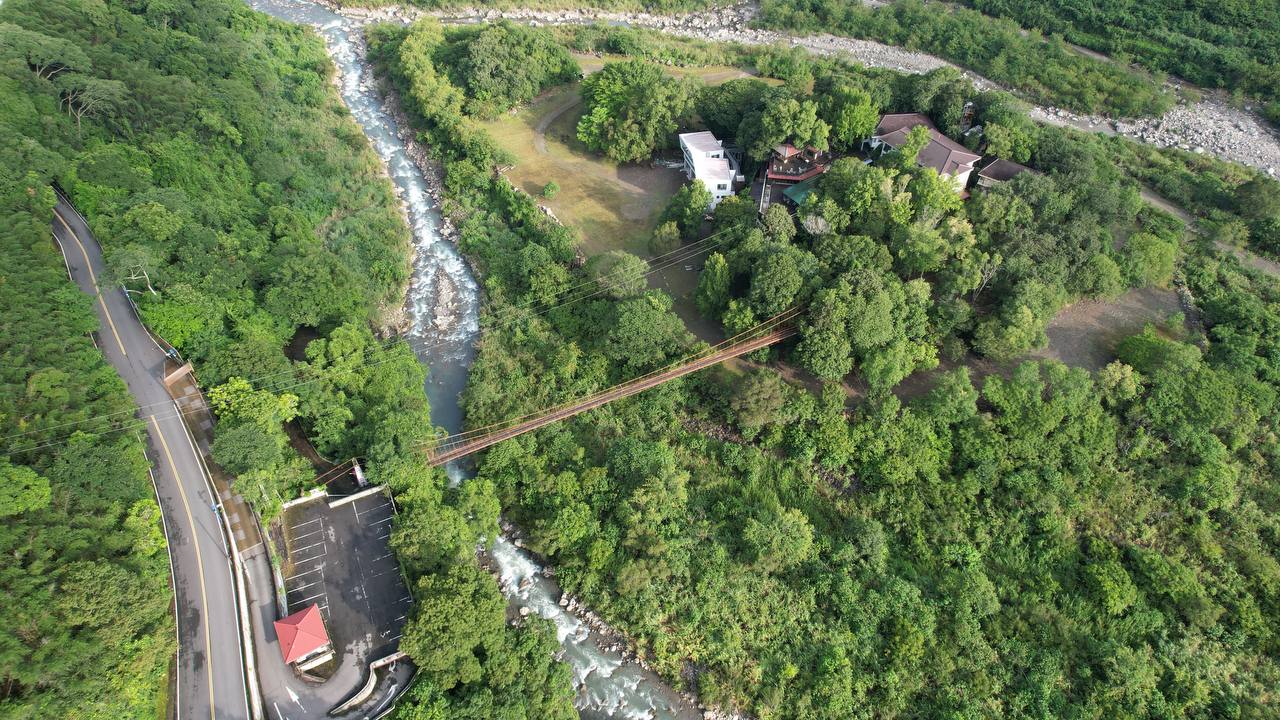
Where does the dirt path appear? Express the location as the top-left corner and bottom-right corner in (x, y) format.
(533, 90), (580, 156)
(1140, 187), (1280, 277)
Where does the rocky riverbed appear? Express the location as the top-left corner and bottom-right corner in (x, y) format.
(331, 0), (1280, 176)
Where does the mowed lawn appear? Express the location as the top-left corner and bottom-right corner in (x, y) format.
(479, 55), (763, 257)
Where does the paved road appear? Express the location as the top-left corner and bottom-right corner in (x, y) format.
(246, 492), (415, 720)
(52, 196), (250, 720)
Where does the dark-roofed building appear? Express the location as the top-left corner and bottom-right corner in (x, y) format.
(767, 143), (832, 183)
(781, 175), (821, 208)
(975, 158), (1035, 190)
(754, 143), (833, 213)
(865, 113), (981, 192)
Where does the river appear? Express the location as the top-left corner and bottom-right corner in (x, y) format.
(244, 1), (701, 718)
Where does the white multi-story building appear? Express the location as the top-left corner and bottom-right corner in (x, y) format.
(678, 131), (740, 209)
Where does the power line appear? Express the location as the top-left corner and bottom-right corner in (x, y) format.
(4, 225), (744, 453)
(424, 307), (802, 452)
(294, 308), (802, 473)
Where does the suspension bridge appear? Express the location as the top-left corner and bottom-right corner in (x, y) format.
(425, 309), (800, 466)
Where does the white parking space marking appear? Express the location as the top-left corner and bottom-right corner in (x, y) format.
(291, 541), (325, 555)
(289, 579), (324, 594)
(369, 515), (395, 527)
(290, 529), (323, 542)
(290, 518), (321, 531)
(291, 552), (326, 565)
(284, 565), (324, 582)
(296, 591), (328, 604)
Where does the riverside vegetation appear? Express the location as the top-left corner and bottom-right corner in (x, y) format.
(372, 16), (1280, 719)
(0, 1), (574, 717)
(755, 0), (1172, 119)
(960, 0), (1280, 124)
(3, 1), (1279, 716)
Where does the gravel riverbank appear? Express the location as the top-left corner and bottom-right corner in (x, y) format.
(330, 1), (1280, 176)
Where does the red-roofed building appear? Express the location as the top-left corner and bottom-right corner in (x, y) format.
(864, 113), (980, 192)
(766, 143), (832, 183)
(274, 604), (333, 669)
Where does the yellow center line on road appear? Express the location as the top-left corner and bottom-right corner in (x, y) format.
(52, 208), (128, 358)
(150, 414), (216, 720)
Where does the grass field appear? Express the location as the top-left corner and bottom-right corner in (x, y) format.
(479, 56), (767, 341)
(483, 83), (683, 257)
(479, 55), (763, 258)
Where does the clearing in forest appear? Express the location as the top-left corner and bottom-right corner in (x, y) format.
(479, 55), (763, 258)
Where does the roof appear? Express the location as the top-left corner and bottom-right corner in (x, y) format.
(679, 131), (722, 155)
(782, 176), (821, 206)
(977, 158), (1033, 182)
(875, 112), (937, 135)
(773, 143), (801, 158)
(873, 113), (980, 178)
(701, 156), (733, 180)
(274, 605), (330, 664)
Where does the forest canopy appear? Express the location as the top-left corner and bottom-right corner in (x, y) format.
(0, 1), (573, 717)
(757, 0), (1173, 118)
(375, 16), (1280, 720)
(965, 0), (1280, 123)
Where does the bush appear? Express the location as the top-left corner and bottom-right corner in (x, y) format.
(649, 220), (682, 255)
(542, 180), (559, 199)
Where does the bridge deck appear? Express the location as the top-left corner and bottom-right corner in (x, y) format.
(428, 326), (794, 466)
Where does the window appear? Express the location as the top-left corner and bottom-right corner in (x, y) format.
(716, 183), (728, 191)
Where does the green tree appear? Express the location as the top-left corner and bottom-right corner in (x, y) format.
(748, 252), (803, 316)
(1080, 253), (1126, 299)
(761, 204), (797, 244)
(746, 96), (830, 159)
(1087, 560), (1139, 616)
(401, 563), (507, 690)
(589, 250), (650, 299)
(820, 84), (879, 150)
(1122, 232), (1177, 287)
(649, 220), (681, 255)
(730, 368), (787, 430)
(721, 298), (757, 337)
(662, 180), (712, 241)
(697, 77), (770, 138)
(576, 60), (697, 163)
(56, 75), (127, 134)
(695, 251), (730, 318)
(983, 122), (1034, 164)
(795, 283), (854, 380)
(0, 461), (51, 517)
(208, 377), (299, 432)
(606, 292), (691, 369)
(890, 125), (931, 170)
(744, 507), (815, 572)
(449, 21), (578, 118)
(211, 423), (285, 476)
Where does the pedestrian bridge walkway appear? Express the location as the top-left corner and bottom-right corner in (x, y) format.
(426, 309), (799, 466)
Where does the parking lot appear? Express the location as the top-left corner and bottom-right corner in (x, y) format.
(279, 488), (414, 664)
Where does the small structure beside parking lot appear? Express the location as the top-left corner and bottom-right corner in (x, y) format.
(275, 604), (334, 672)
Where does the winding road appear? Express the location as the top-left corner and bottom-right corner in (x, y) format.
(51, 195), (251, 720)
